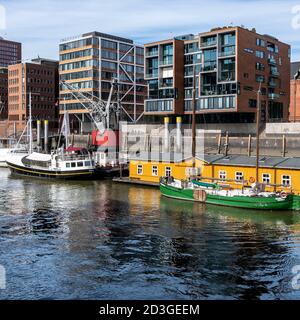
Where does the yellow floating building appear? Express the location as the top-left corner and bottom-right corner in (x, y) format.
(129, 152), (300, 194)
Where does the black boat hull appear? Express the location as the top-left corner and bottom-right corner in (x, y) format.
(6, 161), (96, 180)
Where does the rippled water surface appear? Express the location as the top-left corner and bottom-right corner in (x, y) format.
(1, 169), (300, 300)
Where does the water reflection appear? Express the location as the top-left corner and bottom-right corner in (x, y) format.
(0, 169), (300, 299)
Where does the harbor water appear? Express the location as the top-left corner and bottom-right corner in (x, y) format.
(1, 168), (300, 300)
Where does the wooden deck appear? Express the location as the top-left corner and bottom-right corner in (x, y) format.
(113, 177), (159, 187)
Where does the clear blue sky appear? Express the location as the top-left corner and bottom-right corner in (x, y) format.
(0, 0), (300, 62)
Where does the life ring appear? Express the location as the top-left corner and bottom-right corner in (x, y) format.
(249, 177), (255, 184)
(280, 191), (287, 199)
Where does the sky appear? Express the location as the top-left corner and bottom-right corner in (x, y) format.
(0, 0), (300, 62)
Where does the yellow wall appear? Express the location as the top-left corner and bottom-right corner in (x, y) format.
(129, 159), (300, 194)
(129, 159), (207, 183)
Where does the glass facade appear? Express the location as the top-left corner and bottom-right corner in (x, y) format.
(59, 34), (146, 121)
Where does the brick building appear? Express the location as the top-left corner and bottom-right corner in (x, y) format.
(0, 67), (8, 119)
(290, 62), (300, 122)
(0, 37), (21, 67)
(7, 58), (59, 135)
(144, 26), (291, 123)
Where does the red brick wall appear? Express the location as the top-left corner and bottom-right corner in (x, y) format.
(290, 80), (300, 122)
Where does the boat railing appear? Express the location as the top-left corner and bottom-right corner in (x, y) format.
(56, 155), (91, 162)
(198, 176), (292, 191)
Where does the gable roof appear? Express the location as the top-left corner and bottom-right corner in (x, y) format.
(129, 152), (300, 170)
(291, 61), (300, 79)
(211, 154), (287, 168)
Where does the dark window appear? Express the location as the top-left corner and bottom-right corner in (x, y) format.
(249, 99), (257, 108)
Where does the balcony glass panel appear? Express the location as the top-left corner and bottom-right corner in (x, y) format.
(202, 62), (217, 72)
(221, 33), (236, 47)
(145, 99), (173, 112)
(201, 36), (217, 47)
(146, 46), (158, 57)
(160, 57), (173, 66)
(219, 58), (235, 81)
(219, 46), (236, 57)
(160, 77), (173, 88)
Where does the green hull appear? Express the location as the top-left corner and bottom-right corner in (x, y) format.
(160, 184), (299, 211)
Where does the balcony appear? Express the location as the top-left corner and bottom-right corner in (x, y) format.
(184, 95), (236, 111)
(145, 99), (174, 113)
(159, 57), (173, 66)
(201, 40), (217, 48)
(270, 70), (280, 77)
(268, 80), (277, 87)
(218, 46), (236, 58)
(146, 49), (158, 57)
(219, 71), (235, 82)
(268, 58), (277, 65)
(201, 62), (217, 72)
(268, 93), (280, 100)
(145, 71), (158, 79)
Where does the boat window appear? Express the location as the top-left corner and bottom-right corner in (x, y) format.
(77, 162), (84, 167)
(84, 161), (91, 166)
(219, 170), (227, 181)
(262, 173), (271, 184)
(66, 163), (71, 168)
(152, 166), (158, 176)
(137, 165), (143, 175)
(71, 162), (76, 168)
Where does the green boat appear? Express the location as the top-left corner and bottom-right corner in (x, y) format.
(160, 77), (300, 211)
(160, 178), (300, 211)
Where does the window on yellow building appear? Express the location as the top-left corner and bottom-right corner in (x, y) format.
(219, 170), (227, 181)
(282, 175), (291, 187)
(235, 172), (244, 181)
(165, 166), (171, 177)
(137, 165), (143, 175)
(262, 173), (271, 184)
(152, 166), (158, 176)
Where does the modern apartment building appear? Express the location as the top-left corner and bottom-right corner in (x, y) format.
(290, 61), (300, 122)
(0, 67), (8, 119)
(0, 37), (22, 67)
(7, 58), (59, 134)
(59, 31), (147, 132)
(144, 26), (291, 123)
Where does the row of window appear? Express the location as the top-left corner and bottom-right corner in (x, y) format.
(65, 161), (92, 168)
(218, 170), (291, 186)
(137, 165), (171, 177)
(135, 165), (292, 187)
(60, 49), (98, 61)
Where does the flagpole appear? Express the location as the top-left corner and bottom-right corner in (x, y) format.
(64, 98), (69, 148)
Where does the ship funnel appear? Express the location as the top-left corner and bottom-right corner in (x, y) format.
(164, 117), (170, 152)
(37, 120), (41, 151)
(44, 120), (49, 153)
(176, 117), (182, 152)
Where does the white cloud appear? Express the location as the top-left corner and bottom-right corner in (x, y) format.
(0, 0), (299, 61)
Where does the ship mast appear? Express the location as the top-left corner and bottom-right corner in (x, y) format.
(255, 82), (262, 188)
(191, 71), (196, 168)
(28, 91), (33, 155)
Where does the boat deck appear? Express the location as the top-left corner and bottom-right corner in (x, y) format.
(113, 177), (159, 187)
